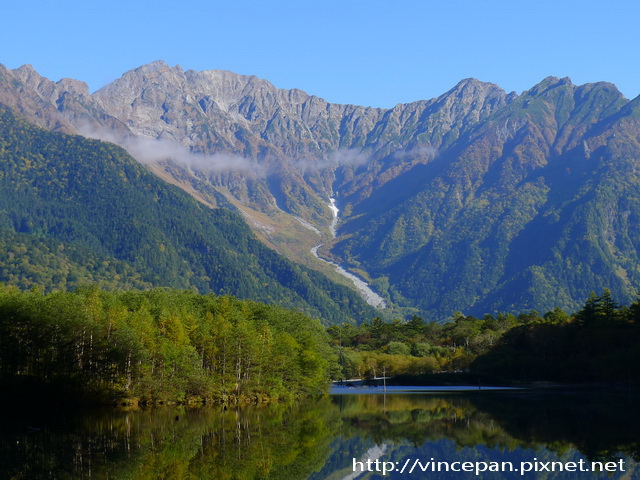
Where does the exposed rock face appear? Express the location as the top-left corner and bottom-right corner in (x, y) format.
(0, 64), (129, 136)
(0, 64), (75, 133)
(2, 61), (640, 318)
(0, 62), (512, 207)
(9, 61), (510, 238)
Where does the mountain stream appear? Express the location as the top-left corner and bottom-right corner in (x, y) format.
(311, 198), (386, 309)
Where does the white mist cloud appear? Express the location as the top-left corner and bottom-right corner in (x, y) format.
(76, 123), (376, 178)
(77, 124), (266, 176)
(293, 148), (371, 172)
(391, 145), (438, 162)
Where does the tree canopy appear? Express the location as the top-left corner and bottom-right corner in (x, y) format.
(0, 286), (335, 404)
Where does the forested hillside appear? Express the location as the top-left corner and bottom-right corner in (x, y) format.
(0, 106), (376, 324)
(334, 79), (640, 317)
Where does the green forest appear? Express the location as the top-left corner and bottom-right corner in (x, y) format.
(0, 286), (334, 404)
(327, 289), (640, 385)
(1, 286), (639, 407)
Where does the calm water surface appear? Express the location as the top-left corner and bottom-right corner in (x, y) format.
(1, 389), (638, 479)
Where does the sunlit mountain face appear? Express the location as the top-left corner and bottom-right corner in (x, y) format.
(3, 62), (640, 319)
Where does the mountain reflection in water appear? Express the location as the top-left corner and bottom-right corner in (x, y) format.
(0, 390), (637, 479)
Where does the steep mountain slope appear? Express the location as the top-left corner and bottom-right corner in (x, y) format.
(334, 78), (640, 316)
(0, 63), (511, 253)
(2, 62), (640, 318)
(0, 63), (514, 298)
(0, 105), (376, 324)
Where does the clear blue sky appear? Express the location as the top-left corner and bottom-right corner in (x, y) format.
(2, 0), (638, 108)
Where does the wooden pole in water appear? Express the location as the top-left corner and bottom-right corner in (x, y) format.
(382, 366), (387, 392)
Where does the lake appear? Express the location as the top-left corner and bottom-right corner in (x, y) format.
(1, 388), (637, 479)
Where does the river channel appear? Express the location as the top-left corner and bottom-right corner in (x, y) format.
(311, 197), (386, 309)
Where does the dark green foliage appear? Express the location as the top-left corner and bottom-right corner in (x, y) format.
(472, 290), (640, 384)
(0, 230), (152, 291)
(574, 288), (624, 326)
(0, 106), (375, 324)
(0, 286), (334, 403)
(327, 310), (530, 379)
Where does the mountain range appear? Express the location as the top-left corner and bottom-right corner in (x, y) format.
(1, 61), (640, 319)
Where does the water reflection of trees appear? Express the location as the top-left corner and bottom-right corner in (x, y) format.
(333, 391), (640, 461)
(0, 400), (340, 480)
(470, 390), (640, 461)
(336, 394), (528, 451)
(1, 392), (638, 479)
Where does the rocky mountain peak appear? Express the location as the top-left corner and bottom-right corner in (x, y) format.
(524, 76), (574, 98)
(12, 64), (38, 77)
(425, 77), (509, 130)
(96, 60), (187, 93)
(446, 78), (505, 98)
(56, 78), (90, 97)
(574, 81), (624, 100)
(12, 64), (52, 92)
(133, 60), (181, 75)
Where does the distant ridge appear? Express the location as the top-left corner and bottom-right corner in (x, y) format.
(2, 62), (639, 319)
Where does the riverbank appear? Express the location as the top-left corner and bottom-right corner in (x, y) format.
(330, 384), (520, 394)
(332, 372), (640, 393)
(0, 377), (317, 409)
